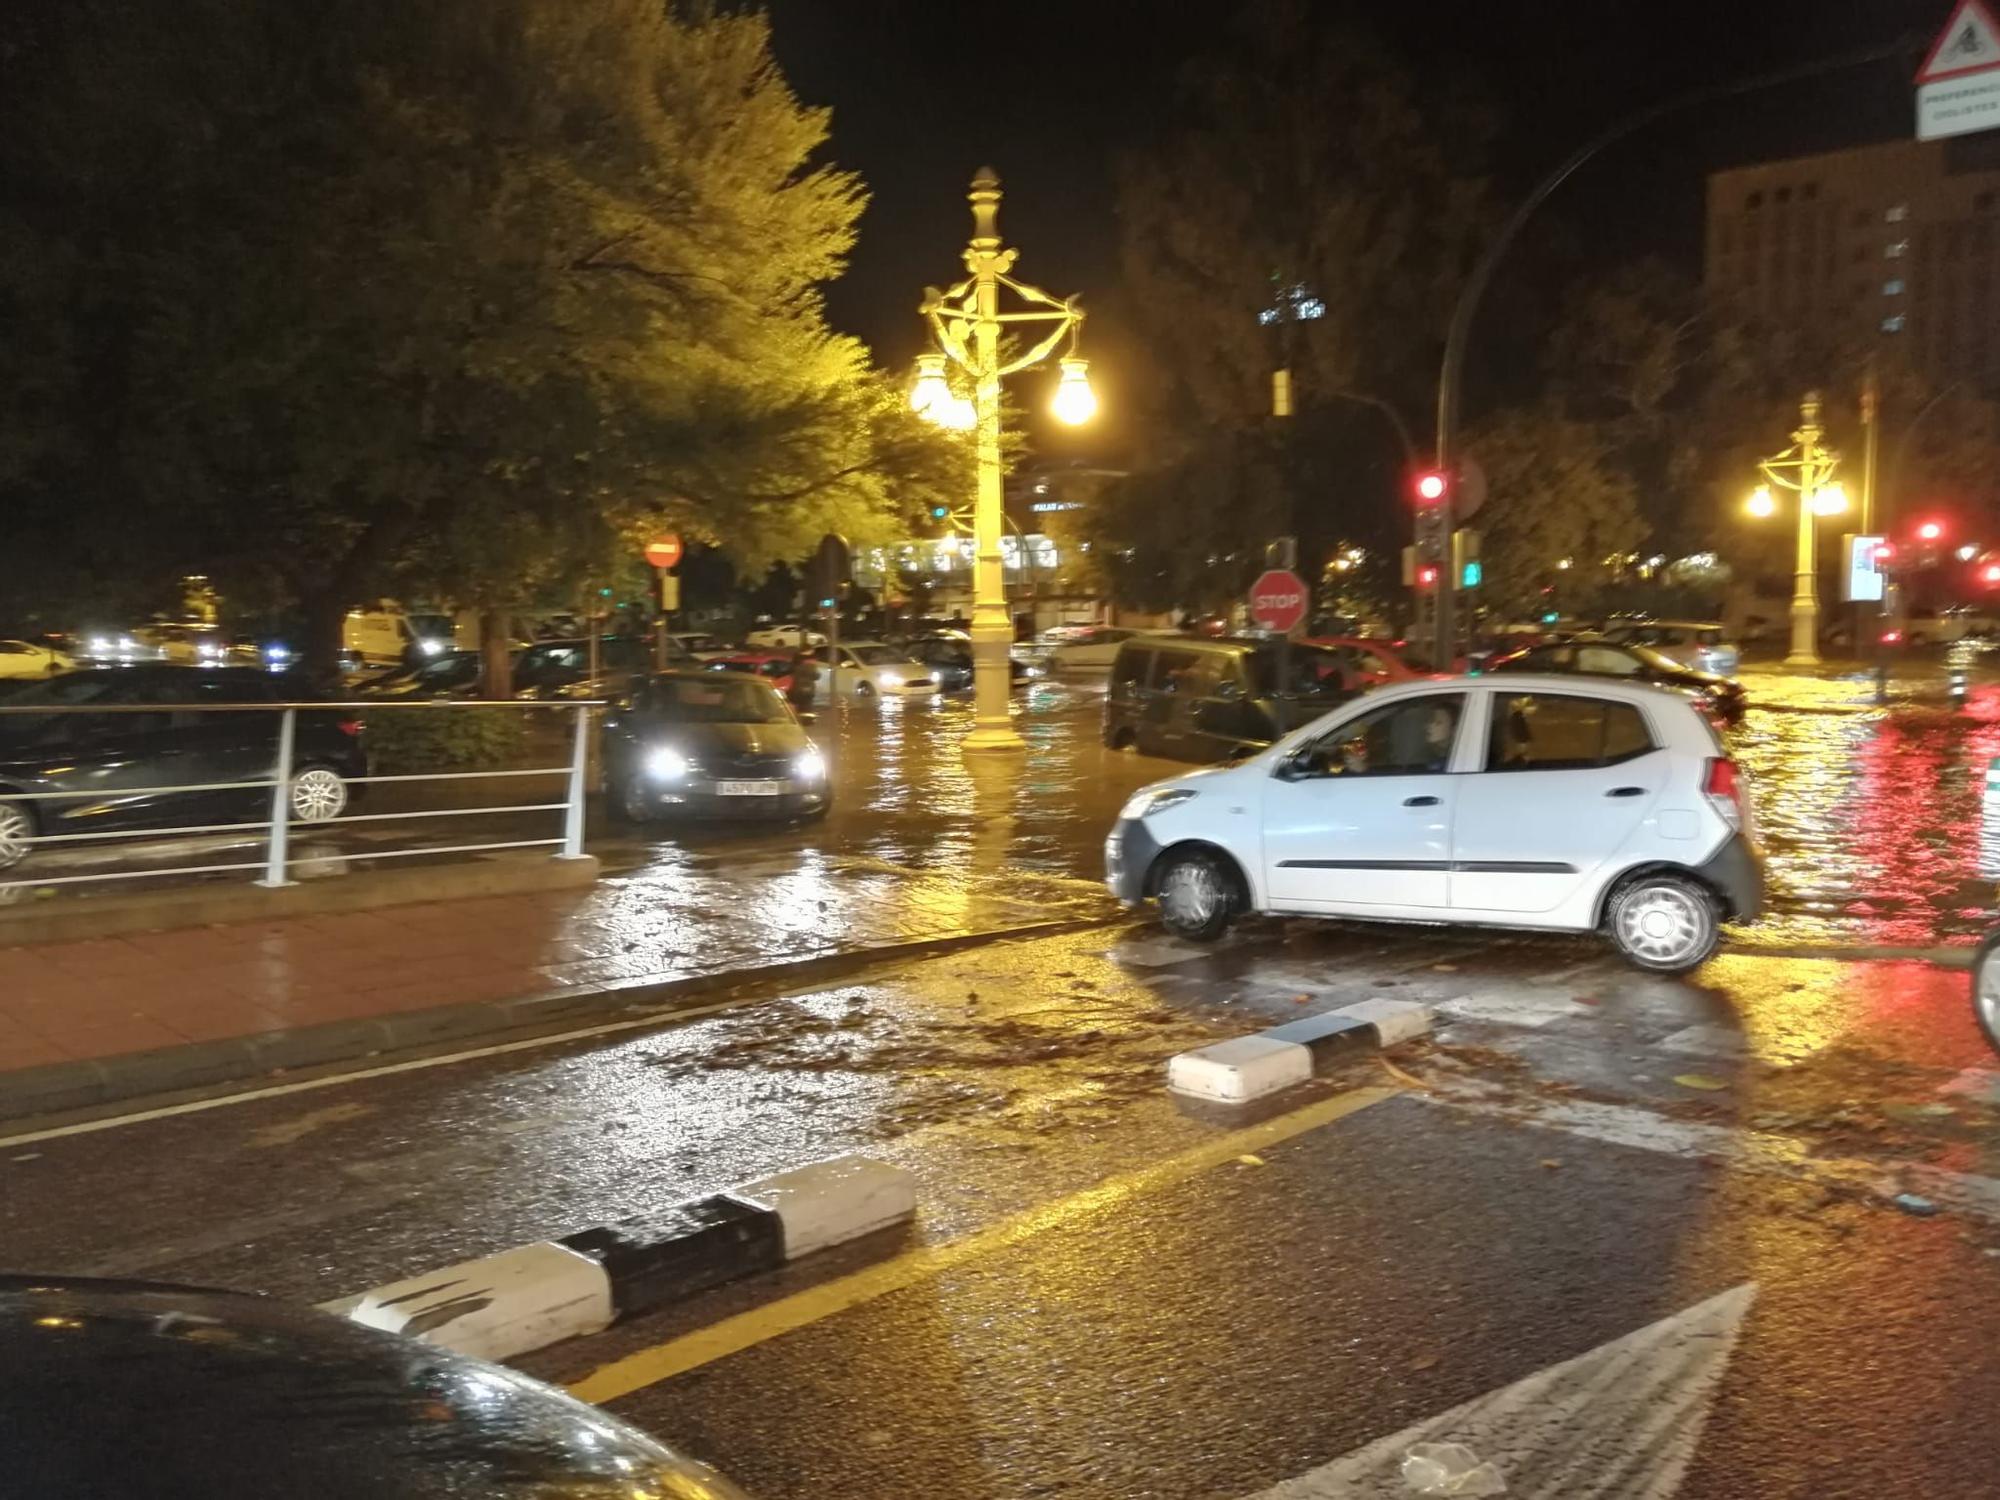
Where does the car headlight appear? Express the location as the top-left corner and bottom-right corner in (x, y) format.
(88, 637), (112, 656)
(419, 637), (446, 657)
(645, 746), (691, 781)
(1118, 787), (1199, 821)
(878, 672), (904, 688)
(795, 747), (827, 781)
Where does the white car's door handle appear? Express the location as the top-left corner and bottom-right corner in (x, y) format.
(1606, 786), (1648, 797)
(1403, 795), (1441, 807)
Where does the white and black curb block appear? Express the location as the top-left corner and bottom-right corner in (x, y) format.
(320, 1153), (914, 1363)
(1167, 998), (1433, 1104)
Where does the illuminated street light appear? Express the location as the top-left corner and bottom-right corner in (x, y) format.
(914, 169), (1091, 752)
(1050, 357), (1098, 425)
(1747, 393), (1843, 665)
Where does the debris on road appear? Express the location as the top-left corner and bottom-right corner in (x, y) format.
(1672, 1074), (1730, 1092)
(1401, 1441), (1506, 1495)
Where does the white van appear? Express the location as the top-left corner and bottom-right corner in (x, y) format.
(344, 608), (416, 666)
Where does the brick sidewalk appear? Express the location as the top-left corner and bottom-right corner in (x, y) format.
(0, 854), (1105, 1076)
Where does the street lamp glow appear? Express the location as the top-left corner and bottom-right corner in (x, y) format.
(1810, 482), (1848, 517)
(1050, 357), (1097, 425)
(910, 353), (953, 420)
(1746, 485), (1777, 518)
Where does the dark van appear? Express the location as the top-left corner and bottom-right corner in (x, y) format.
(1102, 636), (1356, 763)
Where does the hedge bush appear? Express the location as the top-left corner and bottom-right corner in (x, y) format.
(361, 705), (531, 773)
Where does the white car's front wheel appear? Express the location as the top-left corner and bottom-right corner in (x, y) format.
(1606, 873), (1719, 973)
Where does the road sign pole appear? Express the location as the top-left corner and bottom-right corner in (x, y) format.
(653, 565), (666, 671)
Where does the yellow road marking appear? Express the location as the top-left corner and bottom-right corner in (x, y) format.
(569, 1083), (1399, 1405)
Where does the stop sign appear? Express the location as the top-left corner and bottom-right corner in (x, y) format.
(1248, 568), (1310, 633)
(642, 534), (683, 570)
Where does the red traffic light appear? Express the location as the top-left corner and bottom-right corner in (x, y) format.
(1917, 520), (1944, 541)
(1413, 471), (1448, 505)
(1881, 628), (1904, 645)
(1982, 563), (2000, 585)
(1873, 542), (1896, 563)
(1416, 564), (1439, 586)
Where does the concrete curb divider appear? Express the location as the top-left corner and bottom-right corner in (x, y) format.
(320, 1154), (915, 1363)
(0, 914), (1115, 1125)
(1168, 998), (1433, 1103)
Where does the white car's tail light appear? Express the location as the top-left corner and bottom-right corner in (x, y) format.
(1704, 757), (1746, 833)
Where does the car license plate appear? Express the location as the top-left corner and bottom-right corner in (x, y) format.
(716, 780), (782, 796)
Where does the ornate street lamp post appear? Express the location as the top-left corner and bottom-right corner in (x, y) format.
(1747, 391), (1847, 666)
(912, 168), (1093, 751)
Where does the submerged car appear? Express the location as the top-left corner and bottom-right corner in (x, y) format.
(602, 669), (829, 823)
(1105, 674), (1761, 973)
(1486, 640), (1745, 725)
(0, 666), (365, 871)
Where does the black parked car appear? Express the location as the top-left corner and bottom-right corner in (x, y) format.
(513, 635), (679, 699)
(908, 631), (1035, 692)
(602, 670), (828, 823)
(355, 649), (487, 699)
(1486, 640), (1746, 724)
(0, 666), (367, 871)
(3, 1275), (748, 1498)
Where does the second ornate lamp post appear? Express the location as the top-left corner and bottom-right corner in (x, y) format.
(1747, 391), (1847, 667)
(911, 168), (1094, 752)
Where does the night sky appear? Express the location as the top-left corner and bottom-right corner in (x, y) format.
(766, 0), (1937, 454)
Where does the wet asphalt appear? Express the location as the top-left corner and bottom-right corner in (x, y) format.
(9, 663), (2000, 1495)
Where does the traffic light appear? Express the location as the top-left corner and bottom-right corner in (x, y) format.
(1873, 542), (1896, 565)
(930, 504), (950, 520)
(1981, 562), (2000, 585)
(1416, 564), (1439, 587)
(1918, 520), (1945, 542)
(1412, 470), (1448, 506)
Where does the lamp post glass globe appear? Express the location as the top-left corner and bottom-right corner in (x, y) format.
(1746, 485), (1777, 518)
(1051, 358), (1097, 425)
(910, 353), (953, 419)
(1811, 482), (1848, 517)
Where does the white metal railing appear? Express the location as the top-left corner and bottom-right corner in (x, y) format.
(0, 699), (599, 895)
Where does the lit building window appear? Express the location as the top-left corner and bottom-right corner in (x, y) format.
(1886, 239), (1908, 258)
(1882, 314), (1906, 332)
(1884, 278), (1905, 295)
(1886, 205), (1908, 223)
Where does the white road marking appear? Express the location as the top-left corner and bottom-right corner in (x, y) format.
(1245, 1283), (1757, 1499)
(1419, 1084), (2000, 1222)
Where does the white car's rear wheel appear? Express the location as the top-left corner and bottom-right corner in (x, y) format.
(1607, 874), (1719, 973)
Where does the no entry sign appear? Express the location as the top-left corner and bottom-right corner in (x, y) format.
(642, 534), (683, 570)
(1248, 568), (1310, 633)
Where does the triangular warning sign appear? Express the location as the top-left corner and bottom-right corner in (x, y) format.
(1919, 0), (2000, 83)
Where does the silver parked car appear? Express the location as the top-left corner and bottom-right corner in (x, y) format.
(1602, 620), (1739, 676)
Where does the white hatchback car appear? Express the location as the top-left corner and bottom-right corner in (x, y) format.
(813, 642), (940, 700)
(1104, 674), (1762, 972)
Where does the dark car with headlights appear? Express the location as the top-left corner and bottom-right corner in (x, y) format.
(1487, 639), (1746, 724)
(0, 666), (367, 871)
(602, 669), (829, 823)
(3, 1275), (748, 1498)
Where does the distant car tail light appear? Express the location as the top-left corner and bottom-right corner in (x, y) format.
(1704, 757), (1745, 832)
(337, 718), (364, 737)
